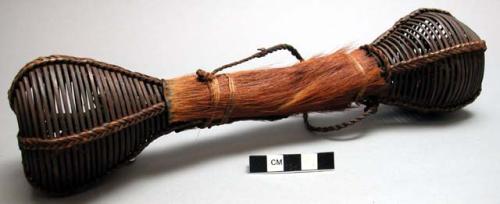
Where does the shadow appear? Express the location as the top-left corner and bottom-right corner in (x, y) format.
(308, 105), (474, 141)
(25, 105), (473, 202)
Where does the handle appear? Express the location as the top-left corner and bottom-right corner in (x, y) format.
(165, 45), (387, 128)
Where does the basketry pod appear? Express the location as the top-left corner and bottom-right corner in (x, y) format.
(363, 8), (485, 112)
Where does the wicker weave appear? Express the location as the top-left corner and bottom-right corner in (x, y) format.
(362, 8), (486, 112)
(8, 55), (177, 194)
(7, 8), (486, 195)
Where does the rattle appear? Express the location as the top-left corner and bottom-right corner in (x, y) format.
(8, 8), (486, 195)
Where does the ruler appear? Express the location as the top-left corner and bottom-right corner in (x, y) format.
(249, 152), (334, 173)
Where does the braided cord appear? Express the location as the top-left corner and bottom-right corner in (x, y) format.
(19, 102), (166, 150)
(303, 103), (378, 132)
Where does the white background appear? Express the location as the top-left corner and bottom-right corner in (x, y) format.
(1, 0), (499, 203)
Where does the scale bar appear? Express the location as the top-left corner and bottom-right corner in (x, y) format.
(249, 152), (334, 173)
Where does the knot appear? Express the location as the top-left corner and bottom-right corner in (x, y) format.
(195, 68), (222, 128)
(196, 69), (215, 82)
